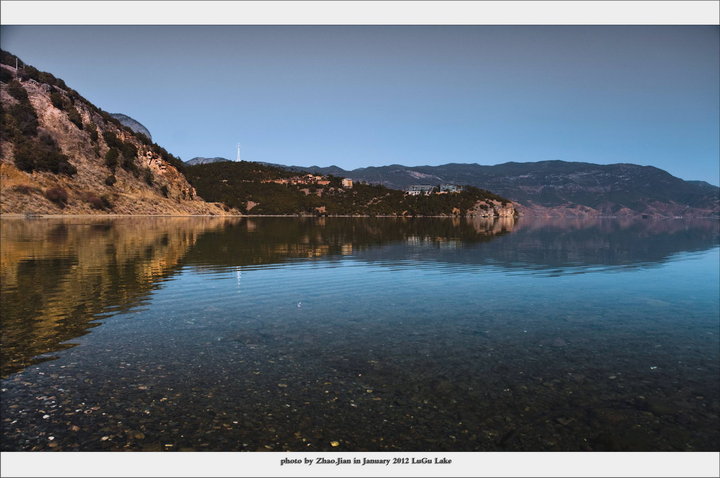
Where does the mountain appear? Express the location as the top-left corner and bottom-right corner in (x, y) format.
(185, 161), (516, 217)
(0, 51), (229, 215)
(186, 157), (231, 166)
(109, 113), (152, 141)
(271, 161), (719, 217)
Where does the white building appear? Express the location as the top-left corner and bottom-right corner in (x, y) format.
(439, 184), (462, 193)
(405, 185), (435, 196)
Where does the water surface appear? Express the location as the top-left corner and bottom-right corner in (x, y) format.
(1, 216), (718, 451)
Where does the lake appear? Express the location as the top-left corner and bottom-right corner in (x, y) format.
(1, 216), (718, 451)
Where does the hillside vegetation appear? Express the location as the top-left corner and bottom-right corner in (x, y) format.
(185, 161), (515, 216)
(0, 50), (228, 215)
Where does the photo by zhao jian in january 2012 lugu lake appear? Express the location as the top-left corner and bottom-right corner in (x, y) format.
(1, 216), (718, 452)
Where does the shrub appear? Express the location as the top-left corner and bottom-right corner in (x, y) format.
(36, 71), (59, 86)
(8, 102), (38, 137)
(7, 80), (28, 101)
(102, 131), (138, 163)
(102, 131), (122, 149)
(37, 131), (57, 148)
(119, 141), (137, 161)
(0, 68), (13, 83)
(122, 155), (139, 175)
(100, 111), (122, 129)
(100, 195), (113, 209)
(0, 50), (18, 67)
(135, 132), (151, 145)
(143, 168), (153, 186)
(67, 108), (83, 129)
(84, 193), (111, 210)
(14, 139), (77, 176)
(50, 91), (66, 110)
(104, 148), (119, 170)
(160, 185), (169, 197)
(87, 196), (103, 209)
(21, 65), (40, 82)
(45, 187), (68, 207)
(12, 142), (35, 172)
(105, 174), (116, 186)
(56, 161), (77, 176)
(86, 123), (98, 142)
(12, 184), (41, 195)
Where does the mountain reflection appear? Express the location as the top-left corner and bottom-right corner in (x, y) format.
(1, 215), (718, 376)
(349, 217), (720, 274)
(182, 216), (515, 269)
(0, 217), (234, 376)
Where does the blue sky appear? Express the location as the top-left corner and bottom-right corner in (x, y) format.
(1, 26), (718, 184)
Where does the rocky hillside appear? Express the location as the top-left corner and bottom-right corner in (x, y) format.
(0, 51), (229, 216)
(275, 161), (719, 217)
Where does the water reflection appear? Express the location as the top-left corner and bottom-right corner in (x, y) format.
(183, 216), (515, 271)
(348, 217), (720, 275)
(0, 217), (234, 376)
(1, 216), (717, 377)
(1, 216), (718, 451)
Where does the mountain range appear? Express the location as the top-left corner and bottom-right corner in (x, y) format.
(268, 161), (719, 217)
(1, 48), (716, 218)
(186, 156), (230, 166)
(109, 113), (152, 141)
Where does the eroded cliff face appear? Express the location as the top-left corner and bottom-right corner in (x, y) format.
(468, 199), (517, 218)
(0, 64), (232, 215)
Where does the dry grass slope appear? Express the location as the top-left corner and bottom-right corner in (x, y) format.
(0, 61), (233, 216)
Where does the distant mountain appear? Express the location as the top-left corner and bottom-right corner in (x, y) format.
(109, 113), (152, 141)
(0, 50), (228, 215)
(270, 161), (719, 217)
(186, 157), (231, 166)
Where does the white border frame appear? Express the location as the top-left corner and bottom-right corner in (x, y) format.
(0, 1), (718, 477)
(0, 1), (718, 25)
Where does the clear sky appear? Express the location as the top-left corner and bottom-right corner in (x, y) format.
(1, 26), (718, 184)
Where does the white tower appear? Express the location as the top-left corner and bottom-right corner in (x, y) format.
(236, 143), (241, 162)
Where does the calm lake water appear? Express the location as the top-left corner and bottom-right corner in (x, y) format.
(1, 216), (718, 451)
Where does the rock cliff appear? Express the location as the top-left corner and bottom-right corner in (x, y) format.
(0, 53), (230, 216)
(469, 199), (516, 218)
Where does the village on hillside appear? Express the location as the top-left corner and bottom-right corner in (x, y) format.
(260, 173), (464, 197)
(405, 184), (463, 195)
(260, 173), (354, 189)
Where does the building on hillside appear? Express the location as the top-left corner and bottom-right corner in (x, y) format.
(341, 178), (353, 188)
(439, 184), (463, 193)
(405, 185), (435, 196)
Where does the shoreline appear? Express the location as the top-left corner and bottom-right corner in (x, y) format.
(0, 213), (717, 220)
